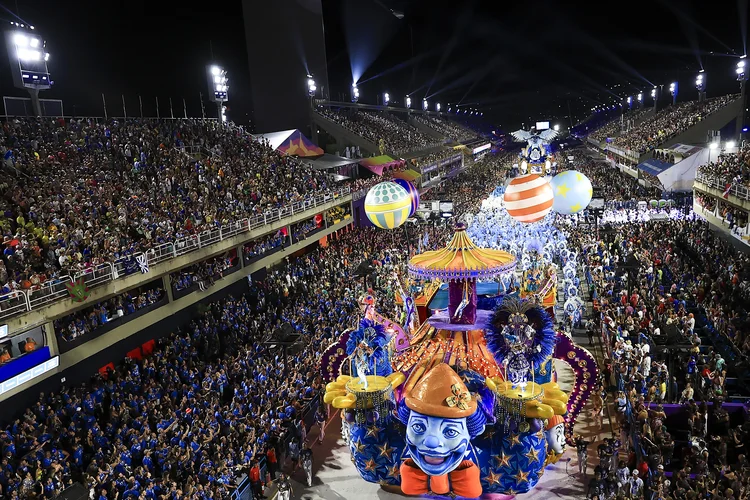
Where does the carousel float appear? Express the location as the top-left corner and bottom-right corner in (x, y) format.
(321, 223), (598, 498)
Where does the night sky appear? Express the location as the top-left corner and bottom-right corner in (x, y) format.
(1, 0), (747, 129)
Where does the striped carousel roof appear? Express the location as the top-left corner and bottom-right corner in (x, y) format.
(408, 224), (517, 281)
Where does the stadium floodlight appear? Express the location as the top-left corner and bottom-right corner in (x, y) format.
(738, 60), (748, 81)
(306, 74), (316, 97)
(436, 102), (441, 112)
(553, 124), (560, 131)
(351, 83), (359, 103)
(726, 140), (736, 149)
(423, 98), (428, 110)
(405, 96), (412, 109)
(5, 27), (52, 116)
(206, 64), (229, 124)
(709, 142), (719, 149)
(637, 93), (643, 102)
(384, 92), (390, 105)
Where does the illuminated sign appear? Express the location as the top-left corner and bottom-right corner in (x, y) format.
(0, 324), (7, 339)
(0, 355), (58, 396)
(472, 143), (491, 154)
(535, 121), (550, 130)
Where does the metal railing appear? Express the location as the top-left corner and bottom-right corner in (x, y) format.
(695, 172), (750, 201)
(0, 187), (351, 322)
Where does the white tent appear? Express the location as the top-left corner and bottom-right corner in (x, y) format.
(657, 146), (708, 192)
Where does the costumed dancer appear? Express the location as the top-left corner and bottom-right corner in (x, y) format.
(354, 340), (373, 390)
(277, 472), (293, 500)
(300, 443), (313, 487)
(575, 434), (590, 476)
(315, 406), (327, 444)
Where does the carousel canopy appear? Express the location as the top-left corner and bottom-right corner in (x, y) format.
(408, 223), (517, 281)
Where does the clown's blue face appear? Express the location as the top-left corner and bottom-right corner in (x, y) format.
(405, 411), (471, 476)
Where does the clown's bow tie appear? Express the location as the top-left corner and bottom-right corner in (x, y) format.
(399, 458), (482, 498)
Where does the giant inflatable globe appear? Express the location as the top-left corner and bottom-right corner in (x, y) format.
(503, 174), (554, 223)
(550, 170), (593, 215)
(393, 178), (420, 218)
(364, 181), (412, 229)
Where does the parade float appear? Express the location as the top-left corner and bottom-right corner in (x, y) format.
(321, 218), (598, 498)
(511, 128), (558, 175)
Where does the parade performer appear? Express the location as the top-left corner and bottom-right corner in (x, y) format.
(301, 443), (314, 487)
(398, 363), (485, 499)
(276, 473), (293, 500)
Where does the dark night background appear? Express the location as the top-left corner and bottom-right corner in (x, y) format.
(0, 0), (746, 129)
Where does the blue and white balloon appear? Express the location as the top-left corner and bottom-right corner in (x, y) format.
(550, 170), (593, 215)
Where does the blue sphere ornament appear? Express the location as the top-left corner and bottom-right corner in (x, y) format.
(549, 170), (593, 215)
(393, 178), (420, 217)
(364, 181), (412, 229)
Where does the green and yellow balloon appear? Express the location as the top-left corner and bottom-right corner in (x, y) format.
(364, 181), (412, 229)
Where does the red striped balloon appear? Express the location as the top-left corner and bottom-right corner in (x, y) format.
(503, 174), (554, 223)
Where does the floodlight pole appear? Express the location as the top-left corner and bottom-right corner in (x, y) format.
(27, 88), (41, 117)
(217, 101), (222, 125)
(737, 78), (747, 140)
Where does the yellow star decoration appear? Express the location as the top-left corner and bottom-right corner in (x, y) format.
(366, 426), (381, 440)
(352, 439), (366, 454)
(556, 183), (571, 197)
(377, 442), (394, 459)
(576, 173), (583, 182)
(570, 203), (582, 212)
(485, 470), (501, 485)
(483, 427), (495, 439)
(364, 458), (378, 472)
(588, 187), (593, 197)
(509, 434), (522, 448)
(514, 468), (530, 485)
(387, 463), (401, 480)
(495, 452), (512, 468)
(525, 447), (540, 464)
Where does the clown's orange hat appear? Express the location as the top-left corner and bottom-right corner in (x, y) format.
(405, 363), (477, 418)
(545, 414), (565, 430)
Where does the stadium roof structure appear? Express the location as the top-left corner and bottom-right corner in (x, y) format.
(254, 129), (324, 157)
(302, 153), (358, 171)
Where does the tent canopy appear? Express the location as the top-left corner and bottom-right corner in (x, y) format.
(254, 129), (324, 157)
(359, 155), (406, 175)
(656, 146), (707, 192)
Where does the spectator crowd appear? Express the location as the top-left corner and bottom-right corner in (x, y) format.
(611, 95), (737, 154)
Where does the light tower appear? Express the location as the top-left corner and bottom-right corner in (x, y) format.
(695, 70), (706, 102)
(383, 92), (390, 106)
(422, 98), (428, 111)
(4, 24), (51, 117)
(351, 83), (359, 103)
(669, 82), (678, 106)
(207, 64), (229, 124)
(651, 87), (658, 111)
(307, 75), (317, 97)
(436, 102), (441, 113)
(405, 95), (412, 109)
(737, 57), (748, 139)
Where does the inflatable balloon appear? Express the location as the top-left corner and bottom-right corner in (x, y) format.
(393, 178), (420, 218)
(364, 181), (412, 229)
(503, 174), (554, 223)
(549, 170), (593, 215)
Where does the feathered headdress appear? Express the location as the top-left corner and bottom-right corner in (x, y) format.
(485, 298), (556, 368)
(346, 318), (392, 377)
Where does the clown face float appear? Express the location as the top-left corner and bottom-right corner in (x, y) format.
(322, 225), (598, 498)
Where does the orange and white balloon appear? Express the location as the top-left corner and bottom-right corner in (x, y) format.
(503, 174), (554, 223)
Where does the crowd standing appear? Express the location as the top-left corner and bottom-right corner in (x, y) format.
(317, 108), (441, 155)
(611, 95), (737, 154)
(0, 148), (509, 499)
(698, 143), (750, 190)
(0, 118), (339, 298)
